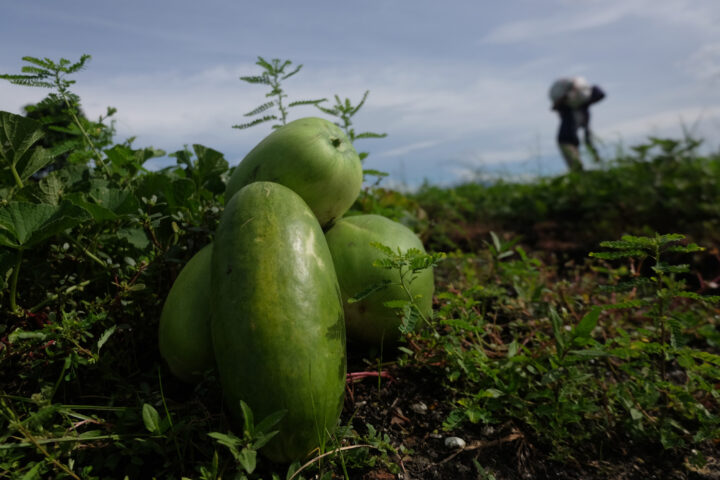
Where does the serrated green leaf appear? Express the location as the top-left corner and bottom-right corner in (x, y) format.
(233, 116), (276, 130)
(35, 174), (64, 205)
(0, 201), (89, 249)
(244, 101), (275, 117)
(97, 325), (117, 352)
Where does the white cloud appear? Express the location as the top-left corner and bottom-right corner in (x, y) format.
(482, 3), (636, 44)
(482, 0), (719, 45)
(684, 43), (720, 81)
(379, 140), (444, 157)
(598, 105), (720, 141)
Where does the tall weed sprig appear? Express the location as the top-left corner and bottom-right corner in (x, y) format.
(590, 233), (710, 380)
(315, 91), (387, 162)
(0, 55), (111, 176)
(233, 57), (326, 130)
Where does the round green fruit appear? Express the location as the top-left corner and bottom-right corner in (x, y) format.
(158, 244), (214, 383)
(211, 181), (346, 463)
(325, 214), (434, 346)
(225, 117), (362, 228)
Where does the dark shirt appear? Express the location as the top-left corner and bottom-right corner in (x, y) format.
(556, 85), (605, 146)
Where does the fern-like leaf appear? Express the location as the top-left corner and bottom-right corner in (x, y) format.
(232, 115), (276, 130)
(239, 75), (270, 85)
(244, 101), (275, 117)
(355, 132), (388, 139)
(280, 64), (302, 81)
(287, 99), (327, 107)
(589, 250), (646, 260)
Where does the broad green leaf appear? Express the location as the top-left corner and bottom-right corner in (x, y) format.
(104, 144), (156, 177)
(239, 400), (254, 436)
(0, 111), (54, 182)
(67, 187), (138, 222)
(236, 448), (257, 474)
(117, 227), (150, 250)
(254, 409), (286, 436)
(17, 147), (53, 182)
(142, 403), (162, 434)
(136, 173), (195, 210)
(20, 460), (44, 480)
(193, 144), (228, 193)
(572, 308), (599, 341)
(35, 174), (65, 205)
(0, 111), (44, 167)
(208, 431), (242, 450)
(549, 308), (566, 351)
(8, 329), (48, 343)
(0, 201), (89, 249)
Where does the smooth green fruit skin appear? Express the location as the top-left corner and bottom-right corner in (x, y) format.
(325, 214), (434, 346)
(211, 181), (346, 463)
(224, 117), (362, 228)
(158, 244), (215, 383)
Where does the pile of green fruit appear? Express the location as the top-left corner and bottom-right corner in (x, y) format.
(158, 117), (435, 462)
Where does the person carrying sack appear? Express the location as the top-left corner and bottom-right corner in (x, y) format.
(549, 77), (606, 172)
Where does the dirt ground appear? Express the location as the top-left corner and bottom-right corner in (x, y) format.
(341, 358), (720, 480)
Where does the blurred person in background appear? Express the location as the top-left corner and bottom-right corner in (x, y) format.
(549, 77), (606, 172)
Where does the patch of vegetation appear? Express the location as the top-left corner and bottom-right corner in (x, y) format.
(1, 54), (718, 479)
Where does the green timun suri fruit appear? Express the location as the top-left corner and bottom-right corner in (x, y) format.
(224, 117), (362, 228)
(211, 181), (346, 463)
(158, 244), (214, 383)
(325, 214), (434, 346)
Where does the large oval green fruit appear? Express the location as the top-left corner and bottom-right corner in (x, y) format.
(158, 244), (215, 383)
(225, 117), (362, 228)
(325, 214), (434, 346)
(211, 181), (346, 463)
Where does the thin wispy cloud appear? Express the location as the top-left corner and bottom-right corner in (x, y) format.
(481, 3), (636, 44)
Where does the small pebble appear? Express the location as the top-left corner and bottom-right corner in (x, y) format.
(444, 436), (466, 449)
(410, 402), (428, 414)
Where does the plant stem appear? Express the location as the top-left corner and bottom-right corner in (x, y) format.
(66, 235), (106, 268)
(10, 164), (23, 189)
(56, 76), (111, 177)
(29, 279), (92, 313)
(158, 368), (184, 465)
(0, 398), (83, 480)
(9, 249), (22, 313)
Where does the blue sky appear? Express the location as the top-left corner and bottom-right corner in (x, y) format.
(2, 0), (719, 188)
